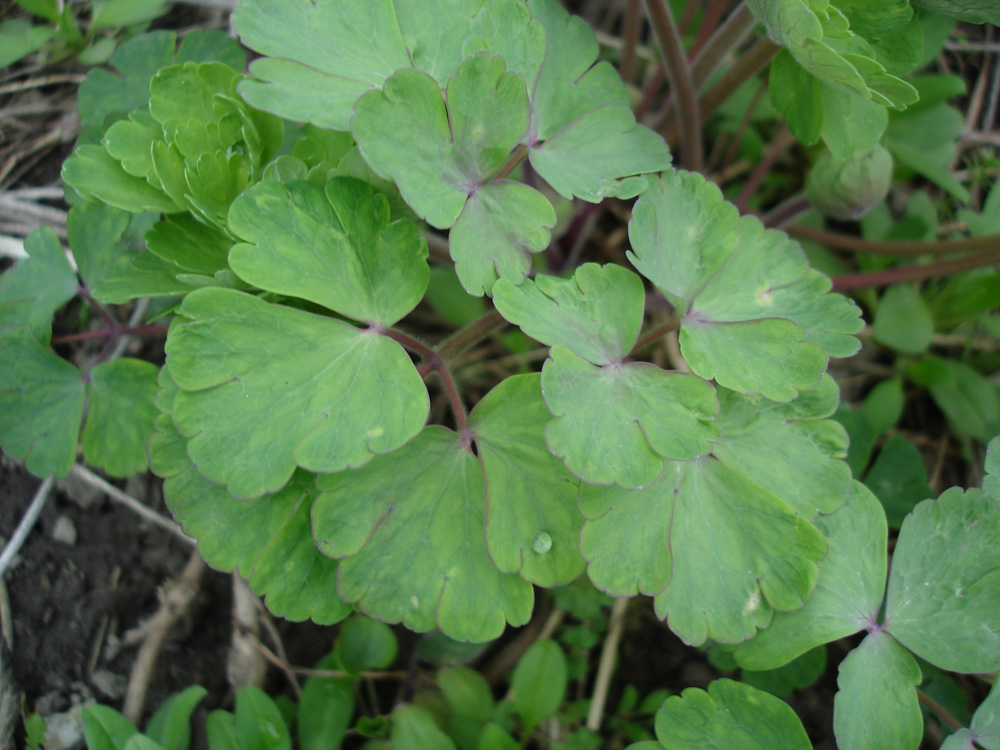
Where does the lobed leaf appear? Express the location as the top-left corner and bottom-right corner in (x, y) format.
(228, 178), (428, 326)
(313, 427), (534, 643)
(0, 226), (78, 343)
(82, 359), (159, 478)
(165, 288), (428, 500)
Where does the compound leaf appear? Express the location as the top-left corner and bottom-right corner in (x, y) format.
(228, 178), (428, 325)
(450, 180), (555, 296)
(83, 359), (159, 478)
(145, 214), (232, 275)
(313, 427), (534, 642)
(0, 328), (85, 478)
(469, 373), (585, 587)
(148, 413), (350, 623)
(712, 375), (852, 517)
(733, 482), (887, 670)
(884, 487), (1000, 673)
(949, 677), (1000, 750)
(629, 171), (861, 401)
(833, 632), (923, 750)
(67, 202), (132, 294)
(543, 347), (719, 489)
(352, 53), (529, 230)
(0, 226), (78, 342)
(493, 263), (644, 365)
(581, 457), (826, 645)
(62, 145), (181, 215)
(165, 288), (428, 500)
(655, 679), (811, 750)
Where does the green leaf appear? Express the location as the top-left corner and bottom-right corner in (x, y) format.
(449, 180), (555, 296)
(298, 657), (354, 750)
(165, 288), (428, 499)
(986, 437), (999, 499)
(123, 737), (164, 750)
(872, 284), (934, 354)
(228, 178), (429, 325)
(148, 414), (351, 623)
(91, 253), (197, 304)
(145, 214), (233, 276)
(14, 0), (59, 23)
(863, 434), (933, 529)
(511, 640), (568, 736)
(235, 687), (291, 750)
(469, 374), (585, 587)
(439, 666), (495, 723)
(66, 202), (131, 294)
(352, 53), (528, 230)
(910, 0), (1000, 24)
(494, 264), (644, 365)
(733, 482), (886, 669)
(712, 375), (851, 517)
(206, 712), (239, 750)
(911, 357), (1000, 441)
(62, 145), (180, 214)
(314, 427), (534, 642)
(0, 226), (78, 342)
(833, 632), (923, 750)
(655, 679), (811, 750)
(477, 724), (518, 750)
(741, 646), (827, 698)
(82, 705), (139, 750)
(769, 50), (823, 145)
(0, 19), (56, 69)
(629, 171), (860, 401)
(819, 84), (888, 159)
(335, 616), (399, 675)
(83, 359), (159, 477)
(426, 267), (487, 326)
(391, 705), (457, 750)
(145, 685), (207, 750)
(581, 458), (825, 646)
(528, 105), (670, 202)
(0, 329), (85, 478)
(542, 347), (719, 488)
(947, 676), (1000, 750)
(90, 0), (169, 28)
(884, 487), (1000, 673)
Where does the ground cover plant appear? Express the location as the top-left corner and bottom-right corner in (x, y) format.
(1, 0), (999, 748)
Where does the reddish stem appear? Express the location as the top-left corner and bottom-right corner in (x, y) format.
(831, 250), (1000, 290)
(51, 324), (170, 345)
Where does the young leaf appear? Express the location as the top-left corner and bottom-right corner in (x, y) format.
(0, 227), (78, 343)
(235, 687), (291, 750)
(228, 177), (429, 326)
(655, 679), (811, 750)
(144, 214), (232, 276)
(629, 171), (862, 401)
(469, 373), (585, 587)
(0, 328), (85, 478)
(81, 705), (139, 750)
(313, 427), (534, 643)
(940, 676), (1000, 750)
(872, 284), (934, 354)
(144, 685), (207, 750)
(0, 19), (55, 69)
(165, 287), (429, 500)
(580, 457), (826, 645)
(62, 145), (181, 215)
(148, 414), (351, 624)
(82, 358), (159, 478)
(511, 640), (568, 737)
(298, 655), (354, 750)
(335, 616), (399, 675)
(733, 482), (887, 670)
(391, 705), (457, 750)
(884, 487), (1000, 673)
(832, 632), (923, 750)
(863, 434), (933, 529)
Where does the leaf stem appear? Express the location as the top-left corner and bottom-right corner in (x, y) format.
(788, 225), (1000, 256)
(496, 145), (529, 181)
(435, 308), (507, 362)
(382, 328), (437, 360)
(643, 0), (703, 171)
(436, 363), (470, 442)
(50, 324), (169, 345)
(633, 314), (681, 352)
(916, 688), (965, 733)
(690, 3), (757, 87)
(734, 124), (793, 213)
(619, 0), (642, 85)
(831, 249), (1000, 290)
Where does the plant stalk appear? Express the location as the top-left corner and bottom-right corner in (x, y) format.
(633, 315), (681, 352)
(691, 3), (758, 87)
(619, 0), (642, 85)
(789, 225), (1000, 256)
(831, 249), (1000, 290)
(642, 0), (703, 171)
(435, 308), (507, 362)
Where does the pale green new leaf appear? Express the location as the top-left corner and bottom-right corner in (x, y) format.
(469, 374), (585, 587)
(0, 19), (55, 69)
(351, 53), (529, 230)
(165, 288), (428, 500)
(655, 679), (811, 750)
(228, 178), (428, 326)
(833, 632), (923, 750)
(0, 328), (84, 478)
(148, 413), (350, 623)
(145, 214), (232, 275)
(62, 145), (181, 214)
(83, 359), (159, 478)
(733, 482), (887, 670)
(0, 226), (78, 342)
(712, 375), (852, 517)
(542, 347), (719, 489)
(629, 171), (861, 401)
(449, 180), (555, 296)
(313, 427), (534, 643)
(493, 263), (644, 365)
(581, 457), (826, 645)
(884, 487), (1000, 673)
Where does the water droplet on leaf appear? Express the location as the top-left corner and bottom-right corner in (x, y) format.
(532, 531), (552, 554)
